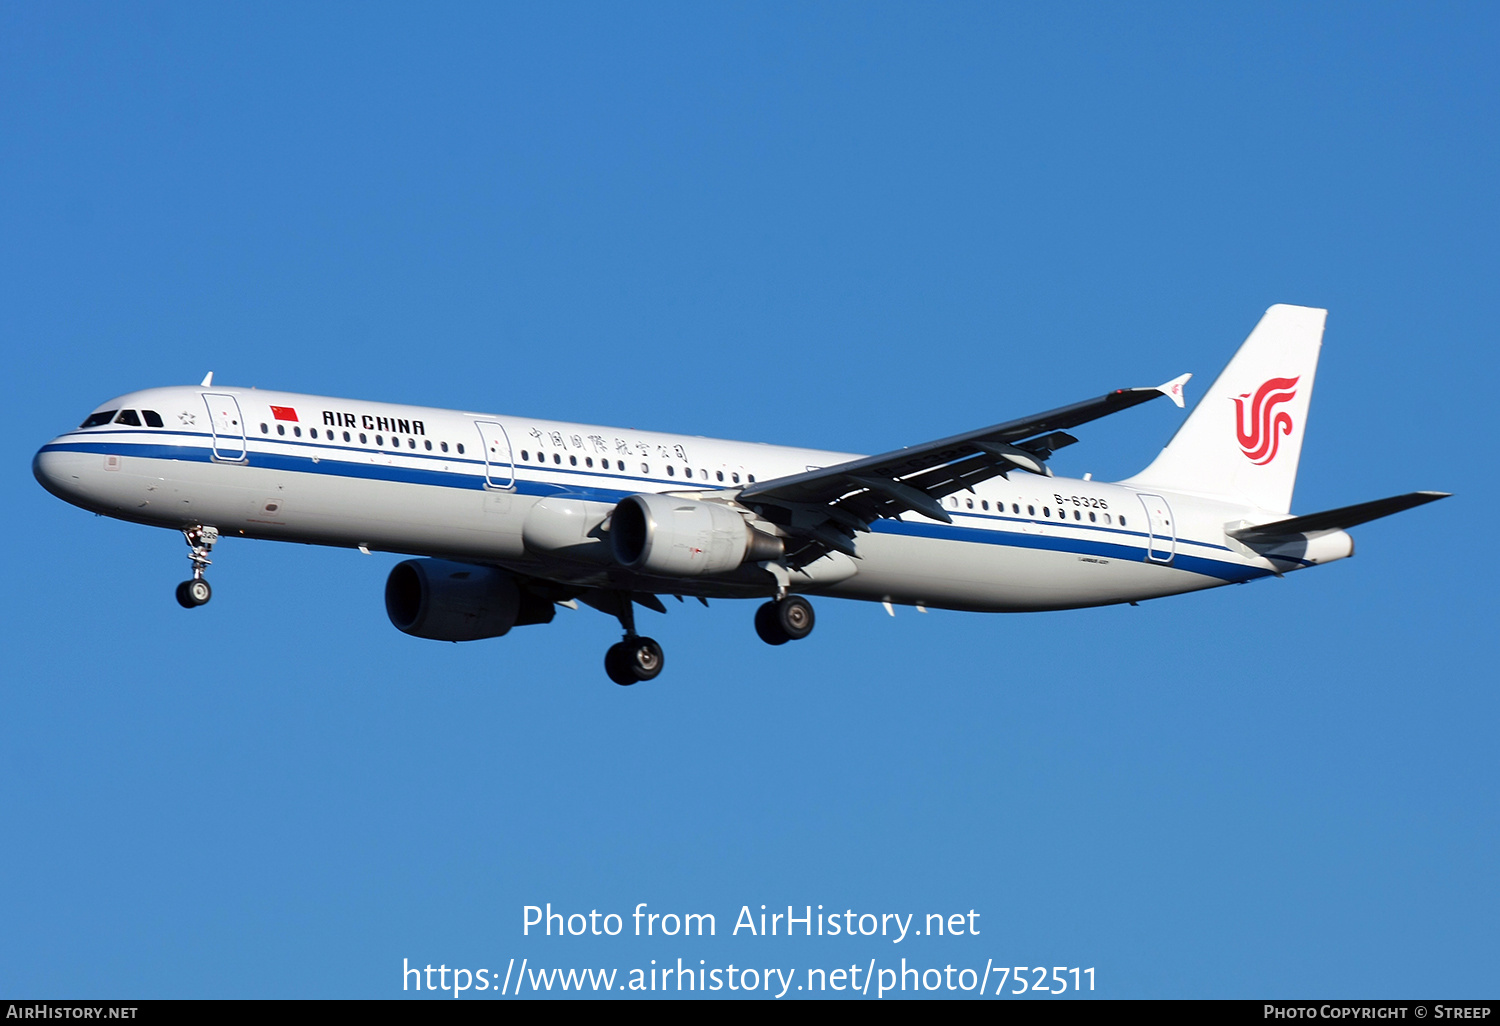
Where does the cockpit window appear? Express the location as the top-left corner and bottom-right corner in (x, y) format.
(114, 410), (142, 426)
(80, 411), (117, 428)
(142, 410), (164, 427)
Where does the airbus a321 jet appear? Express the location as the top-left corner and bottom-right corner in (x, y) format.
(34, 305), (1446, 684)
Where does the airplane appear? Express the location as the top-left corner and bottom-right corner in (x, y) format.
(33, 304), (1446, 685)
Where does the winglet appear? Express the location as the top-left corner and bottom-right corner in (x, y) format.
(1155, 372), (1191, 408)
(200, 372), (214, 387)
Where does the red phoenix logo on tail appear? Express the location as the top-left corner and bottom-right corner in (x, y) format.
(1232, 376), (1299, 465)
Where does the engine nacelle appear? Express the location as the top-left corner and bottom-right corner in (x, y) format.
(385, 558), (555, 641)
(610, 493), (783, 577)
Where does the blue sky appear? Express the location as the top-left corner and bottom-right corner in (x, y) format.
(2, 2), (1495, 999)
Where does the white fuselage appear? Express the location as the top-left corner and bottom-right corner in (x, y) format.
(33, 385), (1352, 614)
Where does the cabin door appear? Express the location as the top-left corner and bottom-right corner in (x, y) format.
(202, 393), (247, 462)
(1136, 493), (1176, 563)
(476, 421), (515, 489)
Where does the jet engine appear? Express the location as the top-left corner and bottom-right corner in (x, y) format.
(385, 558), (555, 641)
(610, 493), (783, 577)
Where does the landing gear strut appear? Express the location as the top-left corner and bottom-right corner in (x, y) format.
(176, 525), (218, 608)
(755, 595), (815, 646)
(602, 591), (665, 686)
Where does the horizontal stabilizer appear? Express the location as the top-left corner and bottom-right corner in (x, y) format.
(1227, 491), (1449, 544)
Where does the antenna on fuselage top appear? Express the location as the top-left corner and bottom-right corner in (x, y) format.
(200, 372), (214, 387)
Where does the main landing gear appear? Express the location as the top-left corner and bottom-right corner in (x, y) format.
(602, 593), (665, 686)
(755, 595), (815, 646)
(605, 636), (665, 686)
(175, 525), (218, 608)
(596, 592), (816, 685)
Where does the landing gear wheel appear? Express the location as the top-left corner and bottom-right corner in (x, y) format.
(605, 643), (635, 685)
(176, 578), (212, 608)
(776, 595), (815, 640)
(605, 637), (665, 685)
(755, 596), (815, 645)
(755, 602), (790, 645)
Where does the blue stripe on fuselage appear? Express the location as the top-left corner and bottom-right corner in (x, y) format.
(38, 437), (1277, 583)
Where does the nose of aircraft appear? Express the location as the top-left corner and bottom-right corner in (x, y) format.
(33, 439), (95, 509)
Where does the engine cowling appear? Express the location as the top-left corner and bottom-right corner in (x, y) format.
(385, 558), (555, 641)
(610, 493), (783, 577)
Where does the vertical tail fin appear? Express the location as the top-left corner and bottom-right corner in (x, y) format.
(1127, 304), (1326, 514)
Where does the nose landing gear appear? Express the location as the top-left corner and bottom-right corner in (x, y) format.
(175, 578), (212, 608)
(175, 525), (218, 608)
(755, 595), (815, 646)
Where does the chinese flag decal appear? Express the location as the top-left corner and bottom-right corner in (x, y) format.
(271, 406), (299, 422)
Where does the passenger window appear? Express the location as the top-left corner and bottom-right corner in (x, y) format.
(1119, 516), (1126, 527)
(982, 500), (989, 510)
(260, 423), (269, 434)
(1027, 505), (1035, 516)
(344, 431), (352, 442)
(294, 426), (302, 437)
(521, 449), (529, 461)
(732, 473), (740, 484)
(408, 438), (416, 449)
(114, 410), (141, 426)
(642, 463), (650, 474)
(1089, 511), (1096, 522)
(375, 434), (383, 445)
(1073, 510), (1080, 520)
(748, 475), (756, 483)
(716, 471), (724, 482)
(309, 428), (318, 439)
(585, 457), (593, 468)
(667, 465), (675, 477)
(617, 460), (625, 471)
(142, 410), (164, 428)
(570, 455), (577, 466)
(440, 441), (448, 452)
(278, 424), (286, 436)
(553, 453), (561, 464)
(1103, 513), (1111, 524)
(1043, 507), (1051, 517)
(424, 440), (432, 450)
(1012, 503), (1020, 514)
(79, 411), (117, 428)
(457, 443), (464, 454)
(359, 433), (368, 444)
(966, 498), (973, 509)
